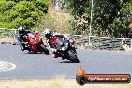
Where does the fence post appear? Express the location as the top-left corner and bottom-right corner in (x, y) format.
(131, 39), (132, 52)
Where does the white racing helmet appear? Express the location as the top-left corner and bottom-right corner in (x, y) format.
(43, 28), (52, 38)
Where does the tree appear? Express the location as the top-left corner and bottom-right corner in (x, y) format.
(112, 1), (132, 37)
(0, 0), (50, 29)
(62, 0), (90, 35)
(93, 0), (132, 37)
(63, 0), (132, 37)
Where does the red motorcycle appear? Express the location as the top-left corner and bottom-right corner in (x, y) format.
(19, 32), (49, 54)
(49, 35), (80, 63)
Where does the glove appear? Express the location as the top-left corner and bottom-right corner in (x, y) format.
(64, 35), (69, 40)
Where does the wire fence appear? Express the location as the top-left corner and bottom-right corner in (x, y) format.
(71, 35), (132, 51)
(0, 28), (17, 44)
(0, 28), (132, 51)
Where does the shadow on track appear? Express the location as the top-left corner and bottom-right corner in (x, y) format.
(60, 60), (80, 63)
(24, 52), (50, 55)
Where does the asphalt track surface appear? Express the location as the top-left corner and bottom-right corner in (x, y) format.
(0, 44), (132, 79)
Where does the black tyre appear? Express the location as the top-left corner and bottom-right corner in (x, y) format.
(67, 48), (80, 63)
(40, 44), (49, 55)
(27, 48), (32, 53)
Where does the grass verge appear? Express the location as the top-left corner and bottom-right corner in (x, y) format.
(0, 79), (132, 88)
(0, 37), (16, 44)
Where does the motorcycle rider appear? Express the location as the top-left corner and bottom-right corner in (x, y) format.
(43, 28), (69, 58)
(18, 26), (31, 51)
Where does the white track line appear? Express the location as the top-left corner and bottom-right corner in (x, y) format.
(0, 61), (16, 72)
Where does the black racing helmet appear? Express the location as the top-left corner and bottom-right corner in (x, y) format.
(18, 26), (25, 34)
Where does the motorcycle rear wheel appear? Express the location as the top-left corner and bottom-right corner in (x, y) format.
(40, 44), (49, 55)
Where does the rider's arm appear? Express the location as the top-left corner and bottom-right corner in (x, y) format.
(25, 30), (31, 34)
(57, 35), (70, 40)
(56, 35), (64, 38)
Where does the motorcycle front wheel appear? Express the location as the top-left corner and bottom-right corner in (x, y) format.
(67, 48), (80, 63)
